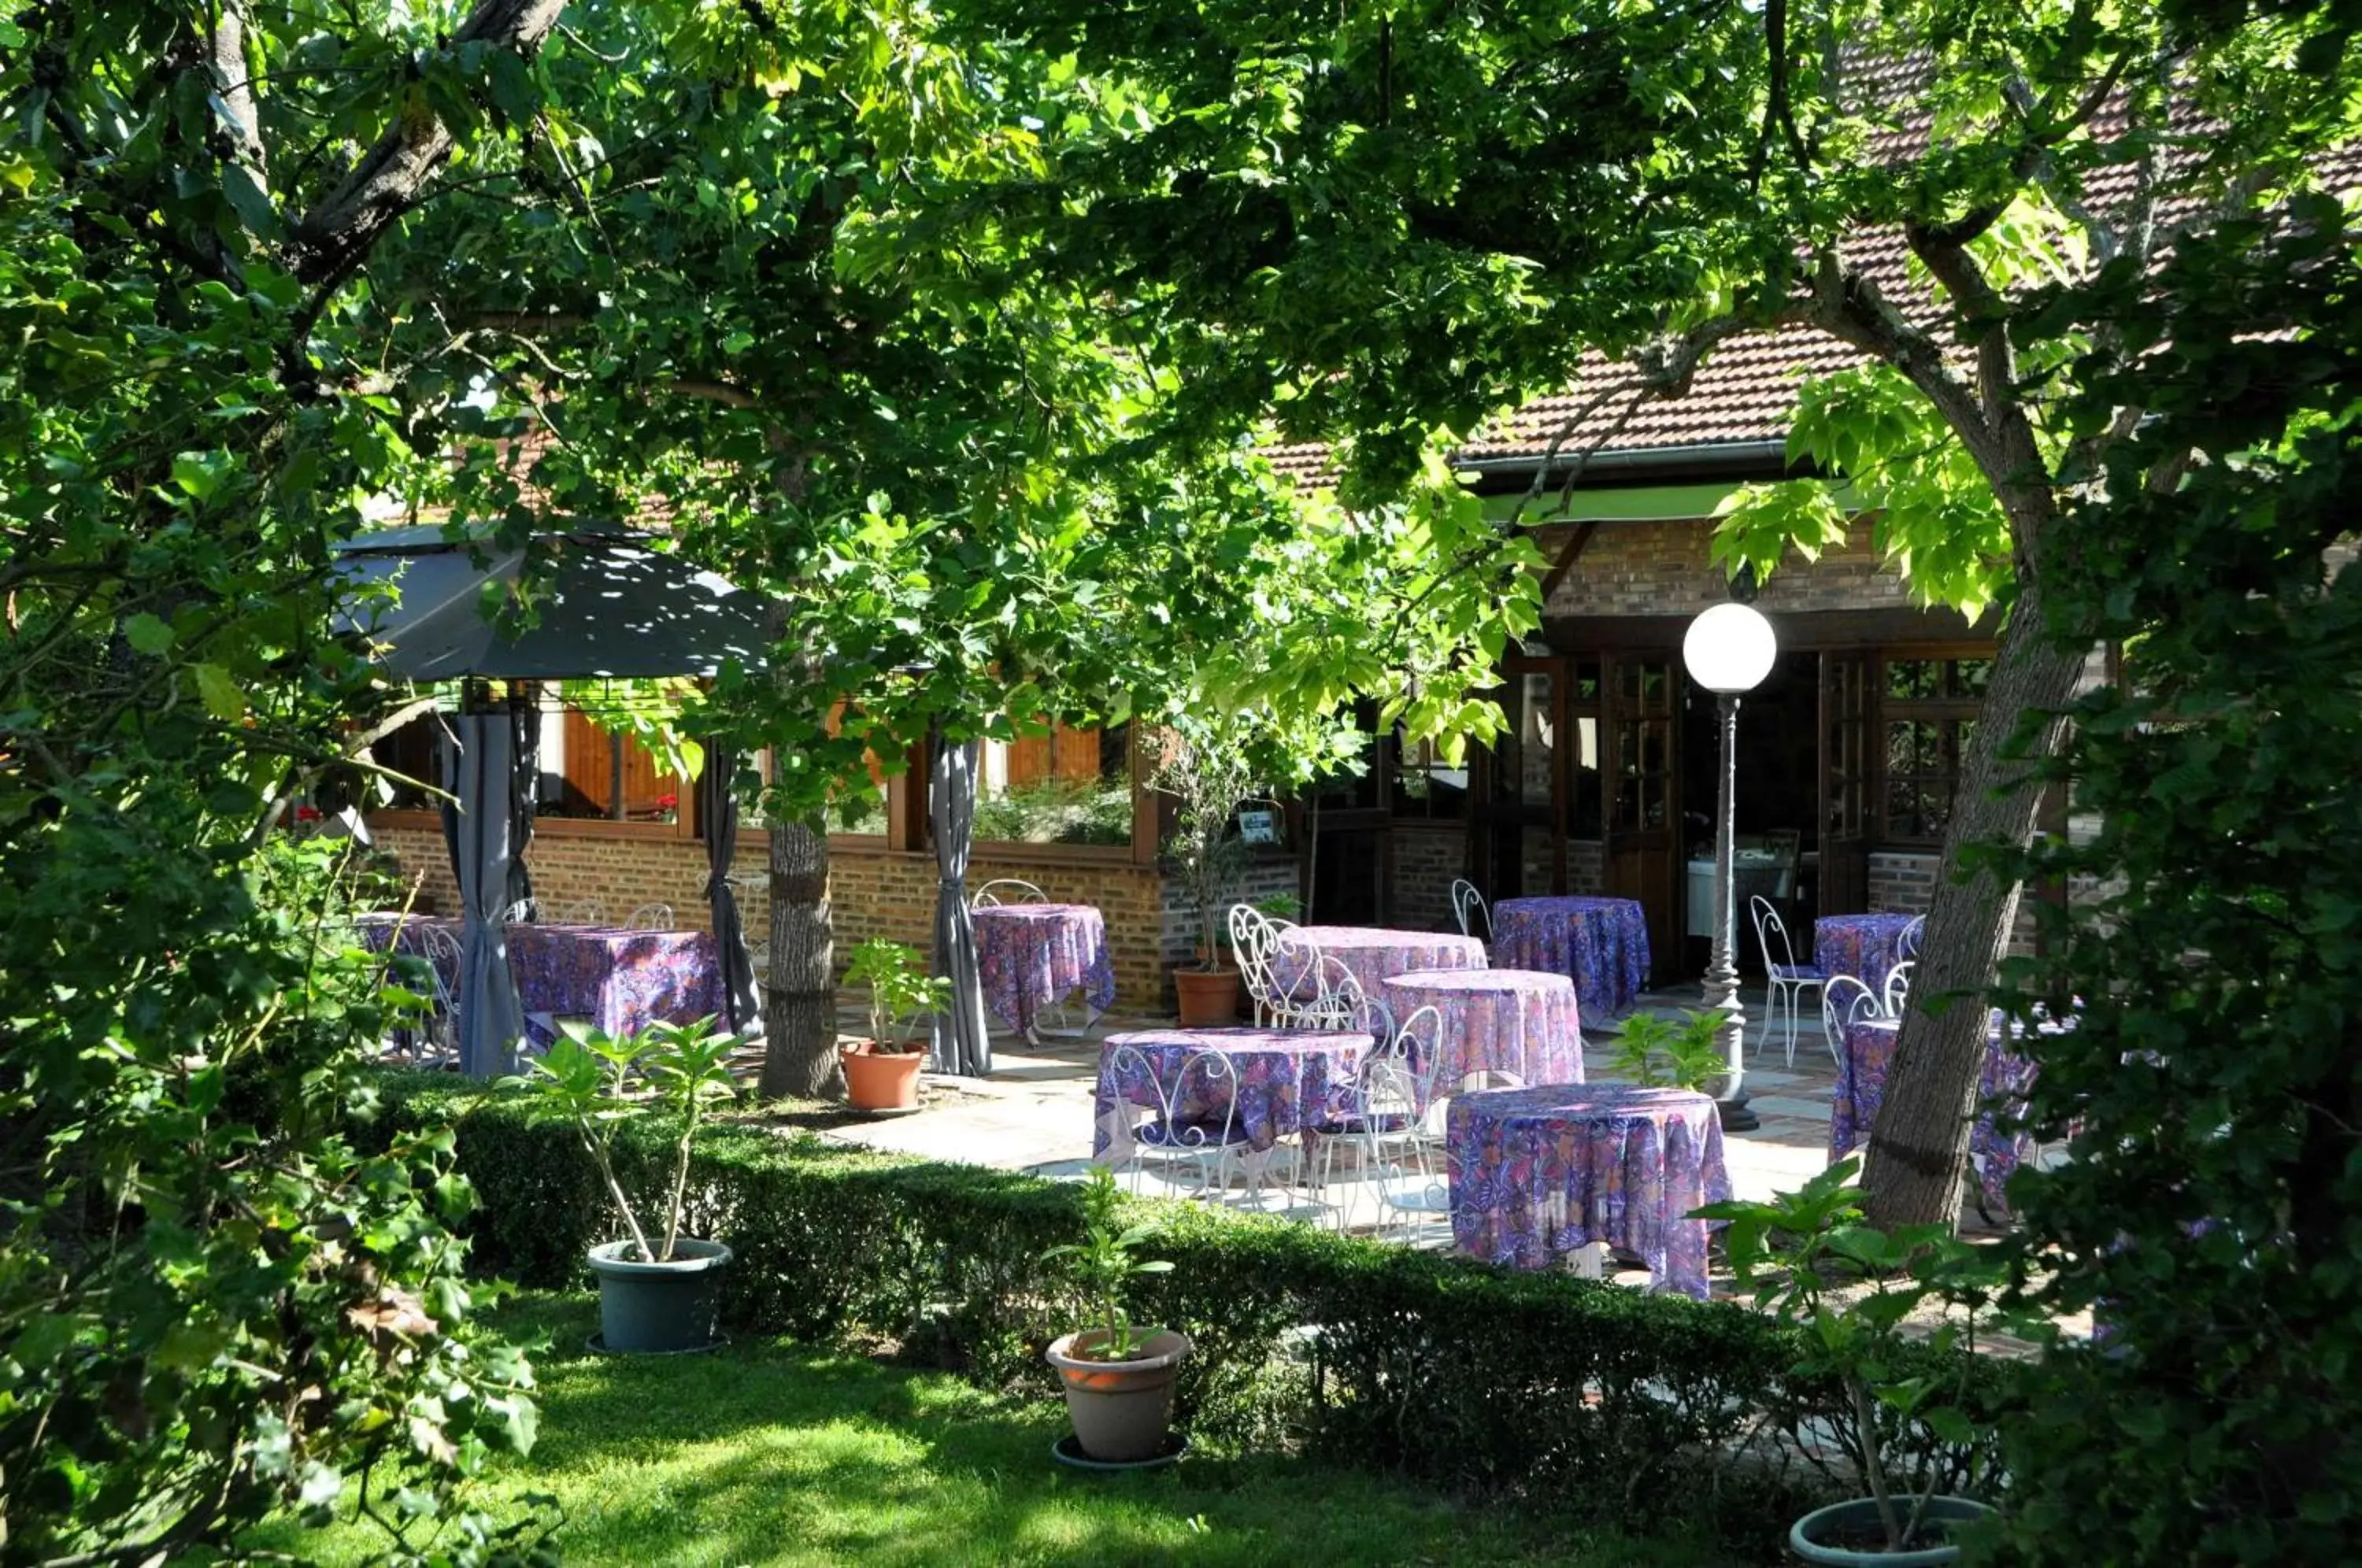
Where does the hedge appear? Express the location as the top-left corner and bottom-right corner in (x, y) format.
(368, 1072), (2004, 1557)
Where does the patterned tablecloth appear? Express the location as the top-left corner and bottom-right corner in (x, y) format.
(1488, 897), (1652, 1019)
(1448, 1083), (1731, 1300)
(1270, 926), (1487, 1004)
(1831, 1015), (2042, 1215)
(1378, 968), (1584, 1106)
(1814, 913), (1918, 997)
(1093, 1028), (1374, 1182)
(972, 904), (1116, 1035)
(357, 915), (723, 1046)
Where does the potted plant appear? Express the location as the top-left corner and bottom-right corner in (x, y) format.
(1609, 1008), (1731, 1093)
(1042, 1167), (1190, 1463)
(507, 1016), (740, 1353)
(840, 937), (950, 1111)
(1694, 1159), (2002, 1563)
(1150, 719), (1264, 1026)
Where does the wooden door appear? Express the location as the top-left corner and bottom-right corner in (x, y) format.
(1605, 653), (1679, 980)
(1818, 650), (1871, 917)
(1471, 656), (1570, 901)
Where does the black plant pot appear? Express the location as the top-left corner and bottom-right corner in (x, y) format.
(585, 1238), (731, 1353)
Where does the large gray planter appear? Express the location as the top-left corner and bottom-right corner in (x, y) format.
(586, 1238), (731, 1353)
(1790, 1496), (1995, 1565)
(1045, 1329), (1191, 1463)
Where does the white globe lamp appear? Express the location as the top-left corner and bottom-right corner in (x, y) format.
(1682, 601), (1777, 695)
(1684, 599), (1778, 1131)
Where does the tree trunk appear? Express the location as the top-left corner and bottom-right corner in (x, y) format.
(759, 815), (841, 1100)
(1860, 573), (2086, 1228)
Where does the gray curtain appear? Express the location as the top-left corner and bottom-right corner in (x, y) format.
(927, 732), (990, 1077)
(444, 712), (527, 1078)
(700, 745), (765, 1042)
(507, 701), (538, 915)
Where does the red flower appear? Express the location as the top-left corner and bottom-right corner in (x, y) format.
(294, 805), (323, 823)
(655, 793), (679, 812)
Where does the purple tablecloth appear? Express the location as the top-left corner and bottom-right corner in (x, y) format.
(1379, 968), (1583, 1106)
(972, 904), (1116, 1034)
(1488, 897), (1651, 1019)
(1814, 913), (1917, 997)
(1271, 926), (1487, 1003)
(1094, 1028), (1373, 1180)
(1448, 1083), (1731, 1299)
(357, 915), (723, 1046)
(1831, 1015), (2040, 1215)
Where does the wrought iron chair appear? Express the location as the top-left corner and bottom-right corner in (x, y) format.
(383, 922), (461, 1067)
(1820, 973), (1883, 1066)
(1750, 893), (1826, 1067)
(502, 897), (540, 923)
(557, 899), (607, 925)
(1098, 1044), (1254, 1201)
(1351, 1052), (1458, 1244)
(624, 902), (676, 930)
(1883, 959), (1916, 1018)
(1227, 902), (1297, 1025)
(1898, 912), (1927, 960)
(1449, 878), (1491, 942)
(971, 878), (1050, 908)
(1269, 951), (1370, 1034)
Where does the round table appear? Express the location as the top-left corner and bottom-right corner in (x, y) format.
(1378, 968), (1583, 1106)
(1094, 1027), (1375, 1186)
(1270, 925), (1486, 1004)
(1487, 897), (1651, 1019)
(1832, 1014), (2043, 1216)
(1814, 912), (1918, 997)
(1447, 1083), (1731, 1299)
(972, 903), (1116, 1037)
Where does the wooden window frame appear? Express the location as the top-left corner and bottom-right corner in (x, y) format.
(1871, 645), (1994, 849)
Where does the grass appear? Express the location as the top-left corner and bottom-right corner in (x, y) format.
(259, 1295), (1723, 1567)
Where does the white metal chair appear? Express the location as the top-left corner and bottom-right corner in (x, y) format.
(624, 902), (675, 930)
(1883, 959), (1916, 1018)
(1750, 893), (1826, 1067)
(1449, 878), (1491, 942)
(383, 923), (461, 1067)
(1820, 974), (1882, 1066)
(502, 897), (540, 923)
(1351, 1052), (1458, 1244)
(972, 878), (1050, 908)
(1897, 912), (1926, 959)
(1098, 1045), (1255, 1201)
(1228, 902), (1296, 1025)
(557, 899), (606, 925)
(1270, 950), (1370, 1034)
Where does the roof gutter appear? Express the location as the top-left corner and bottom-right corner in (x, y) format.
(1454, 438), (1794, 488)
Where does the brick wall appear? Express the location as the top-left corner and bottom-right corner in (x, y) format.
(368, 819), (1182, 1011)
(1391, 823), (1464, 930)
(1161, 856), (1301, 970)
(1542, 516), (1913, 620)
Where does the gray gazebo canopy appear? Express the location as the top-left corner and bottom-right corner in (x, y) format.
(336, 523), (772, 1076)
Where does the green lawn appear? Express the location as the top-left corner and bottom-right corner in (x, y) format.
(261, 1295), (1720, 1566)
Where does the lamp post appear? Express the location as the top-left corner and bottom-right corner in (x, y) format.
(1682, 601), (1776, 1133)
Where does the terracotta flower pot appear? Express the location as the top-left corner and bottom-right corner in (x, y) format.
(1172, 967), (1241, 1027)
(1046, 1328), (1192, 1463)
(842, 1038), (926, 1111)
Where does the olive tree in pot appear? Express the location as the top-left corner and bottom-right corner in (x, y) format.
(1150, 715), (1264, 1026)
(840, 938), (950, 1111)
(507, 1017), (740, 1353)
(1042, 1167), (1188, 1463)
(1695, 1159), (2005, 1564)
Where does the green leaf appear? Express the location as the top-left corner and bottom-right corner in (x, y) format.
(192, 664), (246, 722)
(124, 612), (174, 655)
(220, 164), (279, 238)
(170, 449), (236, 501)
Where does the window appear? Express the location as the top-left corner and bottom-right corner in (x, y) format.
(1390, 729), (1468, 819)
(1879, 656), (1990, 842)
(974, 721), (1134, 845)
(1612, 658), (1674, 832)
(538, 690), (685, 823)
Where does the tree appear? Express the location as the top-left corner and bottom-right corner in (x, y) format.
(369, 3), (1545, 1096)
(935, 0), (2362, 1225)
(0, 2), (658, 1555)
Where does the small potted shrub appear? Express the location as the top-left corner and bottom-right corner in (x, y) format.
(1042, 1167), (1190, 1463)
(840, 937), (950, 1112)
(1694, 1159), (2002, 1563)
(1150, 721), (1264, 1026)
(1609, 1008), (1730, 1093)
(507, 1016), (739, 1353)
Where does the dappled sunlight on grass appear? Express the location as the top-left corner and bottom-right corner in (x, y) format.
(259, 1294), (1715, 1566)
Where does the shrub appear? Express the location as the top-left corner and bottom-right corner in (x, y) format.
(366, 1073), (2005, 1556)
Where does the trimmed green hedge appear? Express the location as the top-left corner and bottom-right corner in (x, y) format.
(370, 1072), (2001, 1556)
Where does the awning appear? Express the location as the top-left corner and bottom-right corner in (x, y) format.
(334, 522), (772, 680)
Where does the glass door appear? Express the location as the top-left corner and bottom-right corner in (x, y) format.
(1818, 650), (1871, 918)
(1605, 653), (1680, 980)
(1472, 657), (1568, 900)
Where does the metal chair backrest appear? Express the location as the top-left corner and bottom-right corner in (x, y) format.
(1898, 913), (1927, 960)
(1883, 960), (1916, 1016)
(1228, 903), (1294, 1023)
(624, 903), (675, 930)
(1749, 893), (1799, 972)
(972, 878), (1050, 908)
(1449, 878), (1491, 941)
(1823, 973), (1882, 1037)
(1105, 1044), (1241, 1159)
(503, 897), (540, 924)
(560, 900), (607, 926)
(1274, 952), (1368, 1033)
(411, 922), (462, 1014)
